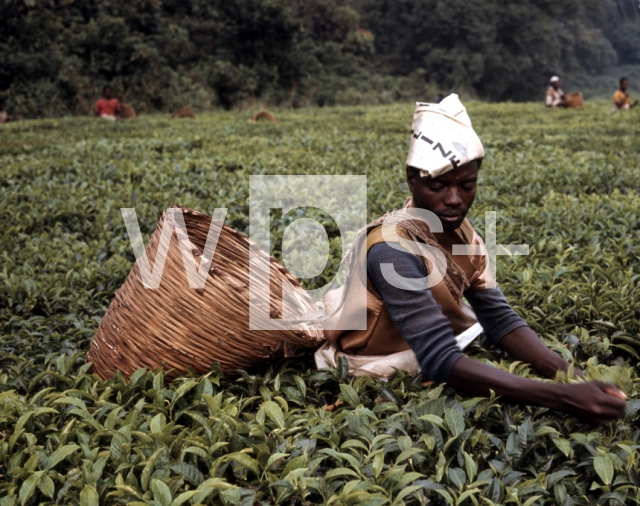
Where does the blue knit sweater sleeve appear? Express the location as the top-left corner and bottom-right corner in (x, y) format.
(367, 241), (530, 382)
(367, 242), (463, 383)
(464, 288), (528, 346)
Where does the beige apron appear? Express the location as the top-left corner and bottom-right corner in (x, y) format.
(315, 203), (492, 379)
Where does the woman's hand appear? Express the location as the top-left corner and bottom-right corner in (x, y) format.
(447, 357), (626, 423)
(557, 381), (626, 423)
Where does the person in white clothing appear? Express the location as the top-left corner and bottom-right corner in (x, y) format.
(545, 76), (567, 108)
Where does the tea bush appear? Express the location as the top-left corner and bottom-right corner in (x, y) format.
(1, 101), (640, 505)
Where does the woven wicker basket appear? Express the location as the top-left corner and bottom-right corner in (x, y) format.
(566, 92), (583, 108)
(88, 206), (323, 380)
(171, 105), (195, 118)
(120, 104), (136, 119)
(252, 110), (276, 122)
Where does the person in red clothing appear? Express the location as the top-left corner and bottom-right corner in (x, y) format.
(94, 85), (121, 120)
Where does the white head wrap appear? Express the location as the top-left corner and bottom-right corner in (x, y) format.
(406, 94), (484, 179)
(550, 76), (560, 83)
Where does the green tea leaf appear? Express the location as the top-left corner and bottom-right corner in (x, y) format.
(37, 474), (55, 499)
(0, 496), (16, 506)
(339, 384), (360, 407)
(418, 414), (445, 428)
(448, 467), (466, 490)
(325, 467), (359, 478)
(266, 453), (289, 469)
(170, 462), (204, 485)
(552, 437), (572, 458)
(151, 479), (173, 506)
(45, 443), (80, 470)
(226, 452), (260, 477)
(444, 407), (465, 437)
(149, 413), (166, 433)
(594, 454), (614, 485)
(372, 451), (384, 478)
(19, 471), (43, 505)
(379, 387), (402, 407)
(141, 448), (164, 491)
(80, 485), (99, 506)
(259, 400), (285, 429)
(463, 452), (477, 482)
(170, 491), (200, 506)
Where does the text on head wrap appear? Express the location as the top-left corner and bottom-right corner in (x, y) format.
(411, 129), (461, 170)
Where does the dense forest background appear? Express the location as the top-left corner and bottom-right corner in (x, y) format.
(2, 0), (640, 117)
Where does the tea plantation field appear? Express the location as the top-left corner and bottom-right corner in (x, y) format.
(1, 101), (640, 505)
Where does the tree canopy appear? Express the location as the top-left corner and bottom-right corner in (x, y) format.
(1, 0), (639, 116)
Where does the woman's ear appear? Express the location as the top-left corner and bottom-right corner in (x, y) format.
(406, 166), (416, 192)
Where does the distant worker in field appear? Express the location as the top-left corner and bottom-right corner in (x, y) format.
(613, 77), (639, 111)
(545, 76), (567, 108)
(0, 98), (8, 123)
(94, 85), (121, 121)
(0, 98), (19, 123)
(316, 94), (626, 423)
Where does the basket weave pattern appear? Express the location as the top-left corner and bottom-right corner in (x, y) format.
(566, 92), (583, 108)
(171, 105), (195, 118)
(120, 104), (136, 119)
(88, 207), (323, 380)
